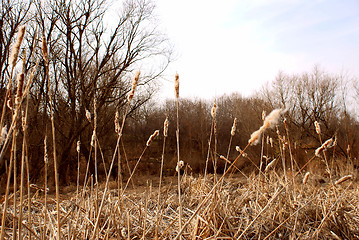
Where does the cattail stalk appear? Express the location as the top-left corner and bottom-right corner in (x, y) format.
(174, 73), (182, 235)
(156, 117), (169, 237)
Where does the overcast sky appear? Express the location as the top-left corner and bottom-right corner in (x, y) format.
(155, 0), (359, 99)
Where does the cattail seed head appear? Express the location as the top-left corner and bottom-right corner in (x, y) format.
(211, 101), (217, 118)
(335, 175), (352, 185)
(314, 121), (321, 135)
(44, 135), (48, 164)
(235, 146), (247, 157)
(76, 140), (81, 153)
(231, 117), (237, 136)
(0, 126), (7, 145)
(86, 109), (91, 122)
(269, 137), (273, 148)
(163, 117), (169, 137)
(146, 130), (159, 146)
(265, 158), (277, 172)
(114, 111), (120, 134)
(42, 34), (48, 65)
(220, 155), (231, 164)
(174, 73), (179, 98)
(6, 91), (13, 110)
(15, 73), (25, 105)
(91, 129), (96, 147)
(128, 70), (140, 101)
(249, 108), (284, 146)
(262, 110), (266, 121)
(303, 172), (310, 185)
(176, 160), (184, 172)
(315, 138), (334, 156)
(10, 25), (26, 67)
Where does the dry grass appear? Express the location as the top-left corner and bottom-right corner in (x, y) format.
(1, 26), (359, 240)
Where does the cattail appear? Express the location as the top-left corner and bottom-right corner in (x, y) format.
(269, 137), (273, 148)
(314, 121), (321, 135)
(15, 73), (25, 105)
(114, 111), (120, 134)
(10, 25), (26, 67)
(174, 73), (179, 98)
(346, 144), (350, 155)
(248, 108), (284, 145)
(303, 171), (310, 184)
(231, 117), (237, 136)
(128, 70), (141, 101)
(0, 126), (7, 145)
(76, 140), (81, 153)
(146, 130), (159, 146)
(335, 175), (352, 185)
(220, 155), (231, 164)
(91, 129), (96, 147)
(44, 136), (48, 164)
(315, 138), (334, 156)
(176, 160), (184, 172)
(21, 110), (26, 131)
(42, 34), (48, 64)
(235, 146), (247, 157)
(265, 158), (277, 172)
(163, 117), (169, 137)
(86, 109), (91, 122)
(6, 91), (13, 110)
(262, 110), (266, 121)
(211, 101), (217, 118)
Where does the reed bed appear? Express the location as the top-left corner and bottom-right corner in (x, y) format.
(0, 26), (359, 240)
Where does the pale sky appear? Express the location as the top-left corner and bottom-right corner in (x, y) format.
(155, 0), (359, 99)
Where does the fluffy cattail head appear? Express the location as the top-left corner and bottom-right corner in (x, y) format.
(249, 108), (284, 146)
(231, 117), (237, 136)
(174, 73), (179, 98)
(314, 121), (321, 135)
(128, 70), (140, 101)
(10, 25), (26, 67)
(163, 117), (169, 137)
(315, 138), (334, 156)
(176, 160), (184, 172)
(42, 34), (48, 65)
(146, 130), (159, 146)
